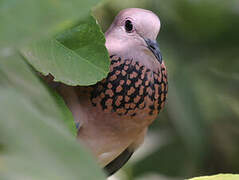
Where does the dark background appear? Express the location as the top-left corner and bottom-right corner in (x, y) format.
(94, 0), (239, 179)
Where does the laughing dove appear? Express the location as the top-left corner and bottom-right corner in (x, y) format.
(45, 8), (168, 176)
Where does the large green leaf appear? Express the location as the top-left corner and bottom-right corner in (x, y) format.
(22, 16), (110, 86)
(0, 0), (100, 50)
(0, 54), (106, 180)
(189, 174), (239, 180)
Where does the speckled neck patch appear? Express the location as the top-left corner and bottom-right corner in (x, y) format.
(90, 55), (168, 117)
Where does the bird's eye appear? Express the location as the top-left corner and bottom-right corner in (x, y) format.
(124, 20), (133, 33)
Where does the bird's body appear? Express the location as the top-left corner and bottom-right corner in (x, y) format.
(45, 8), (168, 176)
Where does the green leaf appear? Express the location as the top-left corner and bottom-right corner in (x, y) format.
(0, 54), (106, 180)
(51, 89), (77, 136)
(22, 15), (110, 86)
(189, 174), (239, 180)
(0, 0), (101, 50)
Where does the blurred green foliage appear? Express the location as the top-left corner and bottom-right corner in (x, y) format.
(190, 174), (239, 180)
(0, 0), (100, 48)
(0, 55), (105, 180)
(0, 0), (108, 179)
(94, 0), (239, 179)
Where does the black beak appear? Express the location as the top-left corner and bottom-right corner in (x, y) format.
(144, 38), (163, 64)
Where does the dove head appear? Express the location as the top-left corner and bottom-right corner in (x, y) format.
(105, 8), (162, 66)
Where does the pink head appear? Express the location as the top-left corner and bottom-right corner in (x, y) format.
(105, 8), (162, 68)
